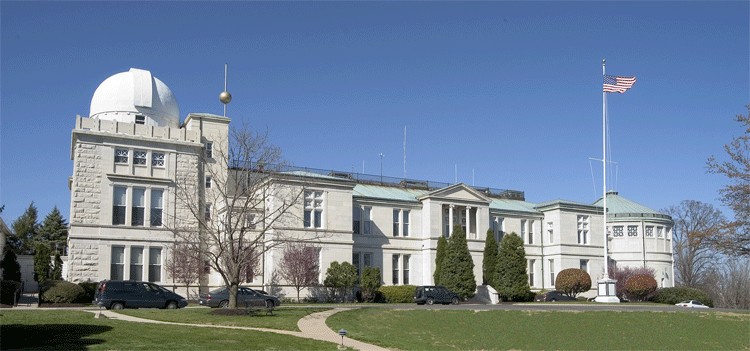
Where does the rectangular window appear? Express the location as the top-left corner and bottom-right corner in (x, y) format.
(352, 252), (360, 276)
(135, 115), (146, 124)
(363, 206), (371, 234)
(577, 215), (590, 245)
(131, 188), (146, 226)
(403, 210), (410, 237)
(115, 148), (129, 164)
(205, 142), (213, 158)
(152, 152), (165, 167)
(204, 204), (211, 221)
(392, 255), (399, 285)
(393, 209), (400, 236)
(130, 247), (143, 280)
(548, 222), (554, 244)
(352, 206), (361, 234)
(521, 219), (526, 238)
(150, 189), (163, 227)
(580, 259), (589, 272)
(134, 150), (147, 165)
(205, 176), (212, 189)
(657, 227), (664, 238)
(549, 259), (555, 286)
(528, 259), (535, 287)
(613, 226), (624, 237)
(113, 186), (127, 225)
(148, 247), (162, 282)
(363, 253), (372, 268)
(492, 217), (505, 242)
(304, 191), (324, 229)
(403, 255), (410, 285)
(627, 225), (638, 237)
(645, 226), (654, 237)
(111, 246), (125, 280)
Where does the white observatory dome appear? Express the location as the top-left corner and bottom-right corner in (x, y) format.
(89, 68), (180, 128)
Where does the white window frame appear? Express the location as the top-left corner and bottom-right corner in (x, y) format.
(613, 226), (624, 237)
(133, 150), (147, 166)
(111, 246), (125, 280)
(130, 247), (144, 281)
(577, 215), (590, 245)
(362, 206), (371, 234)
(115, 148), (129, 164)
(150, 189), (163, 227)
(547, 221), (554, 244)
(205, 176), (212, 189)
(205, 142), (213, 159)
(627, 225), (638, 237)
(131, 188), (146, 226)
(548, 259), (555, 286)
(528, 259), (535, 287)
(304, 191), (324, 229)
(152, 152), (165, 167)
(645, 226), (654, 238)
(148, 247), (162, 283)
(353, 206), (361, 234)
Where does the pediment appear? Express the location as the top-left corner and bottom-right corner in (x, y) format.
(418, 183), (491, 204)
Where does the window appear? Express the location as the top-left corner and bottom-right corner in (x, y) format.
(613, 226), (624, 237)
(549, 259), (555, 286)
(657, 227), (664, 238)
(363, 207), (371, 234)
(150, 189), (163, 227)
(548, 222), (554, 244)
(152, 152), (165, 167)
(113, 186), (127, 225)
(352, 206), (361, 234)
(131, 188), (146, 226)
(111, 246), (125, 280)
(135, 115), (146, 124)
(393, 209), (400, 236)
(130, 247), (143, 280)
(244, 213), (256, 230)
(204, 204), (211, 221)
(645, 226), (654, 237)
(577, 215), (590, 245)
(148, 248), (161, 282)
(393, 209), (410, 237)
(521, 219), (527, 242)
(304, 191), (324, 229)
(205, 176), (212, 189)
(627, 225), (638, 237)
(392, 255), (399, 285)
(352, 253), (360, 276)
(528, 259), (535, 287)
(580, 259), (589, 272)
(115, 148), (129, 164)
(134, 150), (147, 165)
(353, 252), (372, 277)
(403, 255), (410, 285)
(491, 217), (505, 242)
(403, 210), (410, 237)
(205, 142), (213, 158)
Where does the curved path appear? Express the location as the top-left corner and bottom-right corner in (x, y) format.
(85, 308), (389, 351)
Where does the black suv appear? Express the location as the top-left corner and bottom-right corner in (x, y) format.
(94, 280), (188, 310)
(414, 285), (460, 305)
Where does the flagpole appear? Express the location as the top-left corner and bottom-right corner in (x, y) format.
(602, 59), (608, 279)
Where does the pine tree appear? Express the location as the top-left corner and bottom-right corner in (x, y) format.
(1, 249), (22, 282)
(433, 235), (448, 285)
(439, 225), (476, 299)
(482, 229), (498, 286)
(9, 202), (40, 254)
(51, 253), (64, 280)
(39, 207), (69, 255)
(495, 232), (530, 301)
(33, 243), (52, 284)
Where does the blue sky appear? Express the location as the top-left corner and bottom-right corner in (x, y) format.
(1, 1), (748, 224)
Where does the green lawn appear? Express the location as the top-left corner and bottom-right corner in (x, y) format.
(327, 308), (750, 350)
(118, 306), (329, 331)
(0, 310), (339, 350)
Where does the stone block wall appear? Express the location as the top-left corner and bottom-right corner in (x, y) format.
(71, 142), (102, 225)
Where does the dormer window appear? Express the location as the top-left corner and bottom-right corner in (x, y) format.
(135, 115), (146, 125)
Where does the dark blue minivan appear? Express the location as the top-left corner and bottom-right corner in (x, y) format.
(95, 280), (188, 310)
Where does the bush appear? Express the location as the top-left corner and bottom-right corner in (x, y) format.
(378, 285), (416, 303)
(624, 274), (658, 302)
(0, 280), (22, 305)
(77, 281), (98, 303)
(360, 267), (383, 302)
(652, 287), (714, 307)
(555, 268), (592, 298)
(40, 280), (86, 304)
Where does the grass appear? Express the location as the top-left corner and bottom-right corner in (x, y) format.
(326, 308), (750, 350)
(117, 306), (329, 331)
(0, 310), (340, 350)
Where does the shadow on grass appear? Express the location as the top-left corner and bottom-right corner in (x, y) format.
(1, 324), (113, 350)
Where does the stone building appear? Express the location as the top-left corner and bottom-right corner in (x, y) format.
(67, 68), (674, 299)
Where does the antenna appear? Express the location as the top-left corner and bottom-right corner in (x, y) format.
(454, 164), (457, 184)
(403, 126), (407, 179)
(219, 63), (232, 117)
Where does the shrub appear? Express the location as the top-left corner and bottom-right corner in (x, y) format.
(1, 250), (22, 282)
(77, 281), (98, 303)
(652, 287), (714, 307)
(0, 280), (22, 305)
(624, 274), (658, 302)
(378, 285), (416, 303)
(495, 233), (530, 301)
(440, 226), (476, 299)
(555, 268), (592, 298)
(609, 264), (655, 300)
(360, 267), (383, 302)
(41, 280), (86, 304)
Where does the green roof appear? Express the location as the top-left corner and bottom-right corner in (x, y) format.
(353, 184), (428, 203)
(592, 192), (671, 221)
(489, 198), (540, 214)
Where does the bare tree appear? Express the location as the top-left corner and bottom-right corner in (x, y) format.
(663, 200), (726, 287)
(277, 242), (320, 302)
(170, 125), (318, 308)
(165, 242), (202, 299)
(707, 104), (750, 256)
(701, 257), (750, 309)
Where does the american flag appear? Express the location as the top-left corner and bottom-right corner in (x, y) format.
(603, 75), (636, 93)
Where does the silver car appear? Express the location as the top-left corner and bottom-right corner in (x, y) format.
(198, 287), (280, 308)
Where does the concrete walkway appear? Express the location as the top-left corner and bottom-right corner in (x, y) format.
(84, 308), (389, 351)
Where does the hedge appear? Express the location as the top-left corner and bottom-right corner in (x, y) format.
(555, 268), (592, 298)
(41, 280), (86, 304)
(624, 274), (657, 302)
(77, 281), (98, 303)
(0, 280), (22, 305)
(651, 287), (714, 307)
(378, 285), (416, 303)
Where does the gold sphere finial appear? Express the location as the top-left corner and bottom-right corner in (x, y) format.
(219, 91), (232, 104)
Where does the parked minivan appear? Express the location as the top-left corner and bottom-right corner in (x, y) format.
(94, 280), (188, 310)
(414, 285), (459, 305)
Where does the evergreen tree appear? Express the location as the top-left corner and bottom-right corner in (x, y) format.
(51, 253), (63, 280)
(482, 229), (498, 286)
(33, 243), (52, 284)
(359, 266), (382, 302)
(9, 202), (40, 255)
(433, 235), (448, 285)
(39, 207), (68, 255)
(323, 261), (358, 302)
(495, 232), (530, 301)
(439, 225), (476, 299)
(1, 249), (22, 282)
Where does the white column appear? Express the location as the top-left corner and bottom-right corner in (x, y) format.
(465, 206), (472, 237)
(448, 205), (454, 237)
(475, 208), (481, 239)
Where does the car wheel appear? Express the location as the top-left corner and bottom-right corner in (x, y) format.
(265, 299), (274, 308)
(166, 301), (178, 309)
(219, 300), (229, 308)
(111, 302), (125, 310)
(451, 297), (459, 305)
(550, 298), (557, 302)
(426, 298), (434, 305)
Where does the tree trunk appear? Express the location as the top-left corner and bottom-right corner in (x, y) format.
(229, 283), (239, 308)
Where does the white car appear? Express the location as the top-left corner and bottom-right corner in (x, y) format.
(675, 300), (710, 308)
